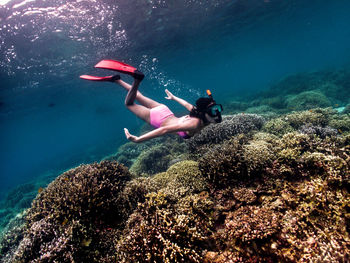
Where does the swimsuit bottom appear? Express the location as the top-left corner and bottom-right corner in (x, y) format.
(150, 105), (190, 139)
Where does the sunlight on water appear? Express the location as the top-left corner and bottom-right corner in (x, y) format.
(0, 0), (11, 5)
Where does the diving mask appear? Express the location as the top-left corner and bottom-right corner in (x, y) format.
(207, 104), (223, 117)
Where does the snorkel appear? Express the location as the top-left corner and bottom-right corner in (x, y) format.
(190, 90), (223, 124)
(205, 89), (223, 123)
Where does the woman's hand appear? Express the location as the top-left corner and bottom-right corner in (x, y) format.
(124, 128), (140, 143)
(165, 89), (174, 100)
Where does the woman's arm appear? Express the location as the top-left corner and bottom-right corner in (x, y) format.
(165, 89), (194, 111)
(124, 118), (201, 143)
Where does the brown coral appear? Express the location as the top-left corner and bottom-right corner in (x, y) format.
(116, 192), (215, 263)
(13, 161), (131, 263)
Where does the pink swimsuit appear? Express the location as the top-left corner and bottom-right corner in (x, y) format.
(150, 105), (190, 139)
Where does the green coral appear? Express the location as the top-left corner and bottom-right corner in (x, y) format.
(130, 144), (172, 175)
(198, 135), (249, 188)
(285, 108), (332, 128)
(152, 160), (208, 200)
(262, 117), (294, 136)
(199, 135), (276, 188)
(129, 138), (188, 176)
(329, 114), (350, 133)
(286, 90), (331, 111)
(243, 139), (276, 175)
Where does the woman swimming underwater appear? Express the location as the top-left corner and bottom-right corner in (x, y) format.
(80, 59), (223, 143)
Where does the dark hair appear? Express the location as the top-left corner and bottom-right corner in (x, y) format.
(189, 97), (214, 124)
(195, 97), (214, 111)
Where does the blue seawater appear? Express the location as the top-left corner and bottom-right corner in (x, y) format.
(0, 0), (350, 200)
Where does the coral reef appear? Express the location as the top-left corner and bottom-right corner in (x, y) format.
(0, 173), (57, 234)
(285, 108), (332, 129)
(187, 114), (265, 152)
(109, 134), (187, 173)
(343, 103), (350, 114)
(130, 144), (172, 175)
(151, 160), (208, 201)
(286, 90), (332, 110)
(0, 211), (27, 263)
(222, 205), (280, 243)
(198, 134), (277, 188)
(116, 191), (214, 263)
(329, 114), (350, 133)
(223, 100), (249, 114)
(7, 161), (131, 263)
(126, 136), (187, 176)
(2, 68), (350, 263)
(262, 117), (295, 136)
(298, 123), (338, 138)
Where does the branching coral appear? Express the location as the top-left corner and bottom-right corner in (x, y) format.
(199, 135), (277, 188)
(151, 161), (208, 201)
(262, 117), (294, 136)
(276, 177), (350, 262)
(11, 161), (131, 263)
(198, 135), (249, 188)
(243, 139), (276, 175)
(223, 206), (280, 244)
(2, 99), (349, 263)
(187, 114), (265, 152)
(233, 188), (256, 204)
(116, 192), (215, 263)
(298, 123), (338, 138)
(329, 114), (350, 133)
(284, 108), (333, 129)
(130, 144), (172, 175)
(129, 137), (188, 176)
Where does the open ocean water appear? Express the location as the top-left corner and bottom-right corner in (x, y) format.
(0, 0), (349, 225)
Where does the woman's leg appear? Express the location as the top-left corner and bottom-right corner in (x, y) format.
(115, 79), (161, 108)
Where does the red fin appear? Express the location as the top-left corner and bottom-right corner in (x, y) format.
(80, 75), (113, 81)
(95, 59), (137, 75)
